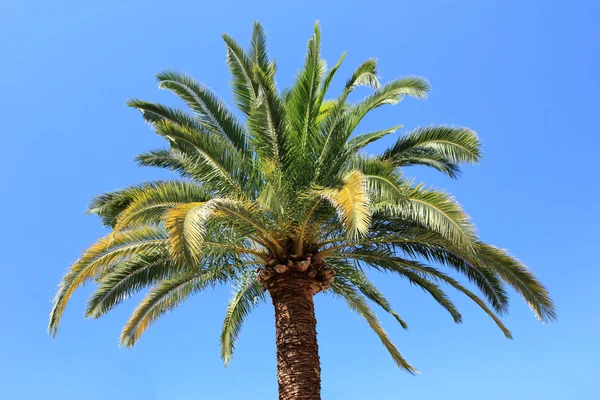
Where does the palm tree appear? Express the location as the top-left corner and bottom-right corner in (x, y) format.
(49, 22), (555, 400)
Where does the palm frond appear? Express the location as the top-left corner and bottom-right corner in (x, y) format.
(248, 66), (289, 172)
(332, 261), (408, 329)
(346, 125), (403, 154)
(285, 22), (326, 181)
(48, 226), (168, 336)
(331, 277), (417, 373)
(387, 147), (462, 178)
(346, 77), (430, 133)
(382, 125), (481, 166)
(86, 182), (172, 228)
(375, 184), (476, 253)
(113, 181), (211, 231)
(249, 21), (270, 72)
(85, 253), (179, 319)
(475, 244), (556, 322)
(220, 272), (266, 365)
(153, 120), (249, 197)
(344, 59), (380, 91)
(333, 250), (462, 323)
(120, 267), (234, 347)
(317, 51), (346, 106)
(222, 33), (256, 116)
(126, 99), (203, 131)
(312, 170), (371, 240)
(156, 70), (248, 154)
(395, 262), (512, 338)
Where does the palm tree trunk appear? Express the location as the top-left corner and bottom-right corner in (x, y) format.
(269, 274), (321, 400)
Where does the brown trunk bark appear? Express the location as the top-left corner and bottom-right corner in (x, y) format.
(269, 273), (321, 400)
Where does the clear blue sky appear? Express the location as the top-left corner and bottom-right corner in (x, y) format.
(1, 0), (598, 398)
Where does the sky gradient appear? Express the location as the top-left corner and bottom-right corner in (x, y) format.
(1, 1), (598, 398)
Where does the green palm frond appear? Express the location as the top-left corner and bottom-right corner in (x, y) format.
(153, 120), (249, 197)
(222, 33), (256, 116)
(346, 77), (430, 133)
(317, 52), (346, 106)
(346, 125), (403, 155)
(134, 148), (204, 180)
(474, 243), (556, 322)
(86, 252), (178, 319)
(156, 70), (249, 155)
(382, 125), (481, 166)
(331, 277), (417, 373)
(220, 271), (266, 365)
(120, 267), (234, 347)
(387, 146), (462, 178)
(248, 63), (290, 176)
(333, 251), (462, 323)
(375, 183), (476, 252)
(344, 59), (380, 91)
(395, 262), (512, 338)
(86, 182), (171, 228)
(126, 99), (203, 131)
(286, 22), (325, 149)
(350, 156), (407, 203)
(249, 21), (270, 73)
(332, 261), (408, 329)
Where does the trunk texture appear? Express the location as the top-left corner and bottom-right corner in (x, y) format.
(269, 273), (321, 400)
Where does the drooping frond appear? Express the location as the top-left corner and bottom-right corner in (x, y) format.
(332, 260), (407, 329)
(387, 147), (462, 178)
(374, 183), (476, 253)
(474, 243), (556, 322)
(165, 199), (275, 266)
(49, 226), (168, 336)
(220, 271), (266, 365)
(346, 77), (430, 133)
(382, 125), (482, 166)
(344, 59), (380, 92)
(350, 156), (407, 203)
(333, 250), (462, 323)
(126, 99), (203, 131)
(85, 252), (179, 319)
(86, 182), (173, 228)
(164, 202), (209, 266)
(331, 277), (417, 373)
(312, 170), (371, 239)
(394, 262), (512, 338)
(120, 267), (235, 347)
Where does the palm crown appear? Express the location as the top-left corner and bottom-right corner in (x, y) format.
(49, 22), (555, 376)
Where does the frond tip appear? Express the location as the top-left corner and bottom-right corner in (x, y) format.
(220, 273), (265, 365)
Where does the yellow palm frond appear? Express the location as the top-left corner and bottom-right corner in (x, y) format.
(313, 170), (371, 239)
(48, 226), (168, 336)
(164, 202), (210, 267)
